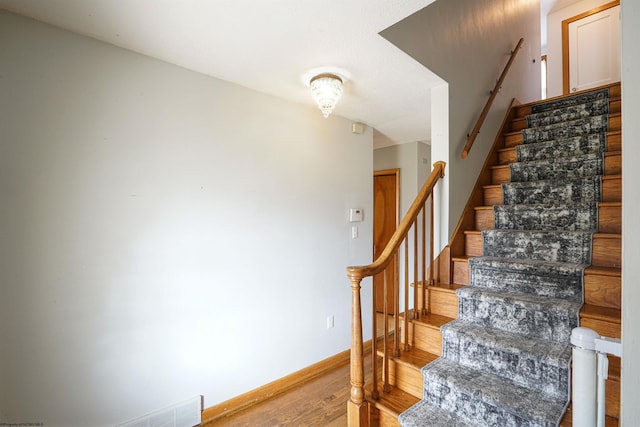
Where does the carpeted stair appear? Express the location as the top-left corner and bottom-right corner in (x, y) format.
(399, 88), (610, 427)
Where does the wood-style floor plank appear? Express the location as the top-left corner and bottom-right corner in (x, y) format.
(203, 316), (396, 426)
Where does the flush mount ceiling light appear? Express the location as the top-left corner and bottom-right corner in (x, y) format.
(309, 73), (343, 118)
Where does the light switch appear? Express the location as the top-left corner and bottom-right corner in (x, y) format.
(349, 208), (363, 222)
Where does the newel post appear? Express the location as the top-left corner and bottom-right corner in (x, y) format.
(347, 273), (368, 426)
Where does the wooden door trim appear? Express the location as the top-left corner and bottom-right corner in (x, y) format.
(562, 0), (620, 95)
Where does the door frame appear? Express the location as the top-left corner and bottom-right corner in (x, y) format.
(373, 168), (400, 314)
(562, 0), (620, 95)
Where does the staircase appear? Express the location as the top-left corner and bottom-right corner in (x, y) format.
(366, 83), (622, 426)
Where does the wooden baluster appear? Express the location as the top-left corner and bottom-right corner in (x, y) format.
(413, 222), (418, 321)
(383, 267), (390, 393)
(430, 190), (435, 287)
(422, 207), (427, 315)
(347, 276), (367, 425)
(371, 274), (379, 400)
(394, 250), (400, 357)
(403, 238), (409, 351)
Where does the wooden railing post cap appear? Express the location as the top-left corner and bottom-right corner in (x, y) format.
(346, 267), (365, 284)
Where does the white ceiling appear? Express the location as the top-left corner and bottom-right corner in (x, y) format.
(0, 0), (579, 148)
(0, 0), (448, 149)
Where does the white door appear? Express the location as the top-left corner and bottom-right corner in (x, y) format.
(568, 5), (620, 93)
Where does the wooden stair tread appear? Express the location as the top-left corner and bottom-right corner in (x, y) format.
(411, 282), (464, 291)
(585, 265), (621, 277)
(380, 346), (439, 370)
(514, 83), (620, 112)
(599, 201), (622, 207)
(517, 92), (620, 118)
(497, 142), (621, 166)
(581, 304), (621, 324)
(512, 96), (622, 121)
(429, 282), (465, 292)
(603, 174), (621, 179)
(410, 312), (454, 329)
(594, 232), (622, 239)
(475, 202), (618, 209)
(493, 150), (620, 161)
(466, 231), (619, 238)
(452, 255), (470, 262)
(365, 384), (420, 417)
(504, 117), (621, 138)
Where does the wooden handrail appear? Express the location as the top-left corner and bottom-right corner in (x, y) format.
(461, 37), (524, 159)
(346, 161), (446, 426)
(347, 161), (446, 281)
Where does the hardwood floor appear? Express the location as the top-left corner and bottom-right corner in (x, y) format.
(202, 358), (354, 426)
(203, 315), (390, 426)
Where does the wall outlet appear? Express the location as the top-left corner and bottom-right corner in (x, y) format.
(327, 315), (334, 329)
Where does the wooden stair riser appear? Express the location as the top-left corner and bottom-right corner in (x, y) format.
(367, 399), (399, 427)
(385, 358), (423, 399)
(483, 176), (621, 206)
(498, 131), (621, 165)
(452, 258), (469, 286)
(580, 316), (620, 339)
(490, 153), (621, 185)
(605, 377), (620, 419)
(462, 232), (620, 267)
(474, 203), (621, 234)
(592, 235), (622, 268)
(413, 285), (459, 318)
(372, 408), (400, 427)
(584, 271), (621, 309)
(598, 203), (623, 234)
(504, 114), (621, 147)
(405, 322), (442, 356)
(429, 289), (457, 318)
(580, 304), (621, 339)
(463, 232), (482, 257)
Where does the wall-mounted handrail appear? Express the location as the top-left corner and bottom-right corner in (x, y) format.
(345, 161), (446, 426)
(461, 37), (524, 159)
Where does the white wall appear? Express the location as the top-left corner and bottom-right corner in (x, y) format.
(431, 83), (450, 251)
(620, 0), (640, 423)
(0, 10), (373, 427)
(381, 0), (541, 247)
(374, 141), (431, 218)
(546, 0), (615, 97)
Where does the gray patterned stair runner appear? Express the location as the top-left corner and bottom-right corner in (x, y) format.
(399, 87), (610, 427)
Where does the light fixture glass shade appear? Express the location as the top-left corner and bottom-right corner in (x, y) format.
(310, 73), (343, 118)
